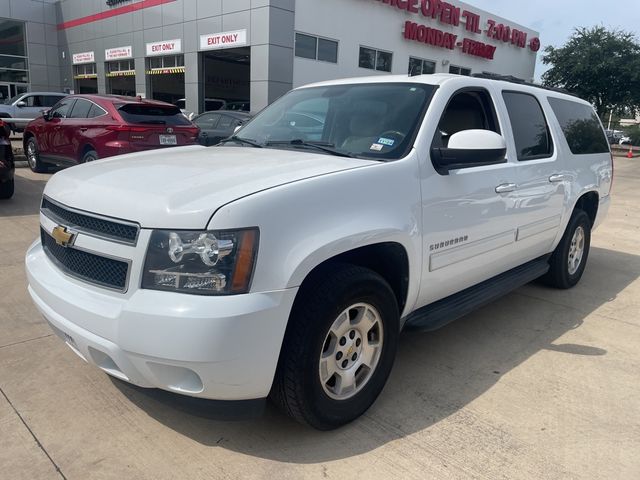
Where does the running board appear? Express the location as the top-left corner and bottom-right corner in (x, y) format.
(403, 256), (550, 332)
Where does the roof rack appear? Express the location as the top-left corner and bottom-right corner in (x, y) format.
(471, 73), (577, 97)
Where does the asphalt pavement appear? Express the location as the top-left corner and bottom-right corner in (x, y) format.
(0, 160), (639, 479)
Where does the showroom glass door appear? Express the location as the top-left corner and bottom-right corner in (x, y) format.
(0, 84), (9, 103)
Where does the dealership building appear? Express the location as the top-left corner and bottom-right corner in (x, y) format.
(1, 0), (540, 113)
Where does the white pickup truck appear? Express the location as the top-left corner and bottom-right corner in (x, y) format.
(26, 74), (612, 430)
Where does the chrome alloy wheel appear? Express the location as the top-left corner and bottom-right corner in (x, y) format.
(26, 140), (37, 169)
(568, 226), (585, 275)
(319, 303), (384, 401)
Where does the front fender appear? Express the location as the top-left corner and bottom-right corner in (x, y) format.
(208, 154), (423, 314)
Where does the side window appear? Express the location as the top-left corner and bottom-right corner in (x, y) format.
(69, 99), (92, 119)
(88, 103), (107, 118)
(548, 98), (609, 155)
(24, 95), (42, 107)
(44, 96), (64, 108)
(502, 91), (553, 161)
(51, 99), (75, 119)
(218, 115), (235, 129)
(195, 113), (220, 129)
(433, 89), (499, 149)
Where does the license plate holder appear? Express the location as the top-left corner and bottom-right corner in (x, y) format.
(159, 134), (177, 145)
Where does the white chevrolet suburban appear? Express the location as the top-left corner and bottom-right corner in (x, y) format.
(26, 74), (612, 430)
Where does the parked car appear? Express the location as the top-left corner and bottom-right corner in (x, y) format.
(26, 74), (612, 430)
(193, 110), (252, 146)
(0, 92), (67, 132)
(176, 98), (227, 119)
(23, 95), (200, 173)
(0, 119), (14, 199)
(619, 136), (632, 145)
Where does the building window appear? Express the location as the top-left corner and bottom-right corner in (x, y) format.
(73, 63), (97, 78)
(359, 46), (392, 72)
(107, 59), (135, 74)
(449, 65), (472, 76)
(295, 33), (338, 64)
(0, 19), (29, 85)
(148, 54), (184, 71)
(409, 57), (436, 75)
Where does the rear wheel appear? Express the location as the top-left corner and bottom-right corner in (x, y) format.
(543, 209), (591, 289)
(271, 264), (399, 430)
(26, 137), (47, 173)
(81, 149), (98, 163)
(0, 178), (14, 199)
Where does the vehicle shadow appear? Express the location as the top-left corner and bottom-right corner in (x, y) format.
(113, 246), (638, 463)
(0, 171), (51, 217)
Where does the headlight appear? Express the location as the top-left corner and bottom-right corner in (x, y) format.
(142, 228), (259, 295)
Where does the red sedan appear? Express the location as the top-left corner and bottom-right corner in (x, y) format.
(24, 95), (200, 173)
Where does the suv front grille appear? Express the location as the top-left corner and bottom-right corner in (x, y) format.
(41, 197), (139, 245)
(41, 228), (130, 292)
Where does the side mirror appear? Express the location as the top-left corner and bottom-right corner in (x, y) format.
(16, 101), (27, 108)
(42, 110), (52, 121)
(234, 125), (242, 134)
(431, 130), (507, 174)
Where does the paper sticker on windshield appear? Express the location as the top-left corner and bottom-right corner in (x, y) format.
(370, 143), (384, 152)
(377, 137), (395, 146)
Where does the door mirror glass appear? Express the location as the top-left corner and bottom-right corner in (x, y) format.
(431, 129), (507, 174)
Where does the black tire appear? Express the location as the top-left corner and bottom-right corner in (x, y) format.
(0, 178), (13, 199)
(271, 264), (399, 430)
(543, 209), (591, 289)
(25, 137), (47, 173)
(81, 149), (98, 163)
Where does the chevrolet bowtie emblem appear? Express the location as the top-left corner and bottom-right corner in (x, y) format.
(51, 226), (76, 248)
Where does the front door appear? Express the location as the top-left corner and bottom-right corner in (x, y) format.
(417, 85), (523, 308)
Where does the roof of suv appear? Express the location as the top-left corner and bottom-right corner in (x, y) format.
(71, 94), (177, 107)
(301, 74), (590, 107)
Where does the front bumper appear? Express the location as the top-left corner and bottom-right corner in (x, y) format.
(26, 240), (298, 401)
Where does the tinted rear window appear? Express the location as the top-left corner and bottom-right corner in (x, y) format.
(548, 98), (609, 155)
(117, 104), (192, 126)
(502, 91), (553, 160)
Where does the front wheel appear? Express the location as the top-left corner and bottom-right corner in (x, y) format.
(25, 137), (46, 173)
(271, 264), (399, 430)
(543, 209), (592, 289)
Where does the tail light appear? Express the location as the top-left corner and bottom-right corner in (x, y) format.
(106, 125), (151, 133)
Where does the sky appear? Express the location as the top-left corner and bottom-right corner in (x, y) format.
(465, 0), (640, 80)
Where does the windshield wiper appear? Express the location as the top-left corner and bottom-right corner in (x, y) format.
(218, 136), (263, 148)
(265, 139), (355, 158)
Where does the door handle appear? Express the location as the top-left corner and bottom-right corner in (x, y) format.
(549, 174), (566, 183)
(495, 183), (517, 194)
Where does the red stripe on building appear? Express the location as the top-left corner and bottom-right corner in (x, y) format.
(57, 0), (177, 30)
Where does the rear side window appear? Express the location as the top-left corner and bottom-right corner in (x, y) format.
(88, 103), (107, 118)
(548, 98), (609, 154)
(117, 104), (192, 126)
(69, 99), (92, 118)
(502, 92), (553, 161)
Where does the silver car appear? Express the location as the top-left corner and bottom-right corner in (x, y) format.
(0, 92), (67, 132)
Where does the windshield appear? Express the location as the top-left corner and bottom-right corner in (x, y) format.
(235, 83), (435, 160)
(117, 104), (193, 125)
(4, 95), (22, 105)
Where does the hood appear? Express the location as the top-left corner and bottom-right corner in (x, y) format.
(44, 145), (376, 229)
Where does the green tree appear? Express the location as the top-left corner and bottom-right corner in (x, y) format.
(542, 27), (640, 118)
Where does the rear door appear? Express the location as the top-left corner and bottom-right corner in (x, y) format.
(116, 103), (198, 150)
(193, 113), (221, 145)
(499, 90), (565, 262)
